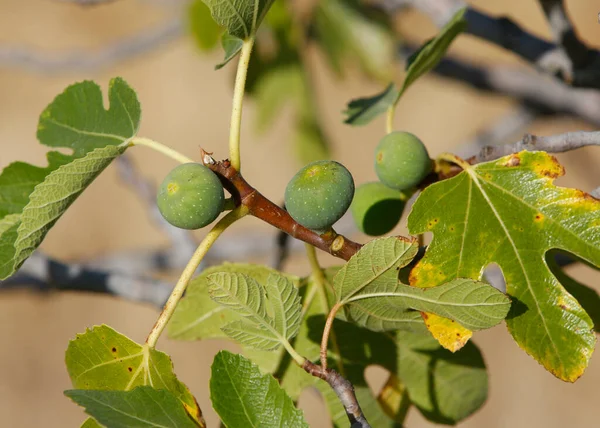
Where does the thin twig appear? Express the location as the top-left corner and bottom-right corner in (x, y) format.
(474, 130), (600, 163)
(303, 361), (371, 428)
(454, 105), (541, 159)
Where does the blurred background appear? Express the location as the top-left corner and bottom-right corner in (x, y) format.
(0, 0), (599, 426)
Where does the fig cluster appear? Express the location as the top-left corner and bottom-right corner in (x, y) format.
(351, 131), (431, 236)
(157, 163), (224, 230)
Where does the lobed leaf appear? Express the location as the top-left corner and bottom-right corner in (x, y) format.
(210, 351), (308, 427)
(65, 325), (202, 425)
(408, 151), (599, 381)
(65, 386), (199, 428)
(0, 78), (138, 280)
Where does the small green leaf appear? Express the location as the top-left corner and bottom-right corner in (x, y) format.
(334, 236), (417, 303)
(397, 331), (487, 424)
(201, 0), (275, 40)
(12, 145), (126, 275)
(346, 277), (510, 332)
(215, 33), (244, 69)
(188, 0), (222, 51)
(65, 325), (202, 424)
(65, 386), (199, 428)
(207, 271), (302, 350)
(408, 151), (599, 381)
(210, 351), (308, 427)
(38, 78), (140, 155)
(395, 7), (467, 103)
(343, 83), (399, 126)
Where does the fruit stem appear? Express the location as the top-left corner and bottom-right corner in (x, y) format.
(320, 301), (343, 370)
(385, 105), (395, 134)
(228, 38), (255, 172)
(306, 244), (346, 376)
(130, 137), (194, 164)
(436, 152), (472, 171)
(145, 206), (248, 348)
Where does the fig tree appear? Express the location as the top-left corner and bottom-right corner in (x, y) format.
(375, 131), (431, 190)
(351, 182), (405, 236)
(284, 160), (355, 232)
(157, 163), (224, 230)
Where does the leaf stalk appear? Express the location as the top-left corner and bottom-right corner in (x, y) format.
(146, 206), (248, 347)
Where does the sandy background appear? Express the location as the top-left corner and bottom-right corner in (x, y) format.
(0, 0), (599, 426)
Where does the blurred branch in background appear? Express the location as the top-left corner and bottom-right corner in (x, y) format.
(385, 0), (600, 88)
(0, 17), (183, 74)
(473, 130), (600, 162)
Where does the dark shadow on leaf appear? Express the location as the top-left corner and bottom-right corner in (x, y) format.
(547, 250), (600, 332)
(306, 315), (398, 374)
(505, 295), (528, 320)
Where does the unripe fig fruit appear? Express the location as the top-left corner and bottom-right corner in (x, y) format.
(375, 131), (431, 190)
(157, 163), (224, 230)
(284, 160), (355, 232)
(351, 182), (405, 236)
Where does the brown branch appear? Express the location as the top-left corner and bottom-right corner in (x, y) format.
(202, 152), (363, 261)
(473, 130), (600, 163)
(303, 360), (371, 428)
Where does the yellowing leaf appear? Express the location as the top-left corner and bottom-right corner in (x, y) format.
(408, 151), (599, 381)
(65, 325), (203, 426)
(421, 313), (472, 352)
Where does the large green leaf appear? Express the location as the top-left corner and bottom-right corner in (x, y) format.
(408, 151), (599, 381)
(65, 325), (202, 425)
(0, 78), (138, 280)
(65, 386), (199, 428)
(210, 351), (308, 427)
(207, 270), (302, 350)
(397, 331), (487, 424)
(334, 237), (509, 332)
(201, 0), (274, 40)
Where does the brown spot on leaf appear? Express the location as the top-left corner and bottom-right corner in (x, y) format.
(422, 313), (429, 320)
(501, 154), (521, 167)
(111, 347), (117, 353)
(128, 367), (133, 372)
(377, 152), (383, 162)
(535, 213), (544, 222)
